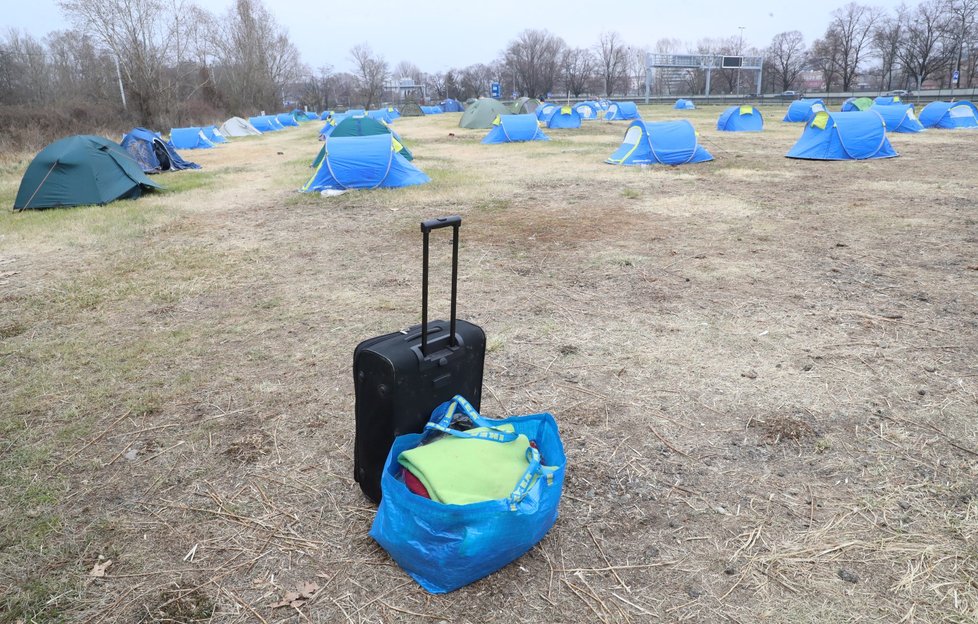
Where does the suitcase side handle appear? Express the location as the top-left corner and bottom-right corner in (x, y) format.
(421, 215), (461, 357)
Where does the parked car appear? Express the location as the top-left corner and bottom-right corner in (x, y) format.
(781, 90), (801, 98)
(886, 89), (913, 98)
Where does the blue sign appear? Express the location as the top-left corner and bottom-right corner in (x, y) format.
(953, 70), (960, 84)
(490, 81), (500, 98)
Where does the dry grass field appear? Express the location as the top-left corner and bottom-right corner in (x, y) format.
(1, 105), (976, 623)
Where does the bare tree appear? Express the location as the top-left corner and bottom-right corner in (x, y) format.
(211, 0), (303, 114)
(829, 2), (880, 90)
(810, 30), (844, 91)
(596, 31), (629, 96)
(560, 47), (596, 98)
(766, 31), (806, 92)
(60, 0), (188, 123)
(946, 0), (978, 85)
(897, 0), (953, 89)
(503, 29), (566, 99)
(872, 16), (903, 90)
(350, 43), (388, 108)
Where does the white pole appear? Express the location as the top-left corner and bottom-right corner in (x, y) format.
(114, 54), (127, 111)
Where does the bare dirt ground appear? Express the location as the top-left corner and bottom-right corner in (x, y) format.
(1, 105), (976, 623)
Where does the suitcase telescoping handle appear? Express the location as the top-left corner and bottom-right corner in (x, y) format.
(420, 216), (462, 356)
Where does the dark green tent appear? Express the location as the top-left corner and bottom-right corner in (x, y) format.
(399, 101), (424, 117)
(312, 116), (413, 167)
(459, 98), (511, 129)
(14, 135), (162, 210)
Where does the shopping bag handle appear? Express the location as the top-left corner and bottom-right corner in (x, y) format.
(425, 396), (559, 510)
(424, 395), (520, 443)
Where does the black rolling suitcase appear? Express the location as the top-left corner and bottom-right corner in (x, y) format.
(353, 215), (485, 503)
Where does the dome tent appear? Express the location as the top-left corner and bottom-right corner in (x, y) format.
(367, 108), (396, 123)
(510, 97), (540, 114)
(716, 106), (763, 132)
(841, 97), (873, 112)
(869, 103), (924, 133)
(606, 120), (712, 166)
(674, 99), (695, 110)
(459, 99), (511, 129)
(420, 105), (444, 114)
(301, 134), (429, 192)
(786, 111), (898, 160)
(14, 135), (162, 210)
(121, 127), (200, 172)
(482, 114), (549, 143)
(313, 116), (413, 164)
(170, 127), (216, 149)
(399, 102), (424, 117)
(783, 98), (826, 122)
(605, 101), (640, 121)
(918, 101), (978, 129)
(545, 106), (582, 129)
(220, 116), (261, 137)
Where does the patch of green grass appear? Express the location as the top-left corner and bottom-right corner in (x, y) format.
(621, 188), (641, 199)
(155, 169), (219, 194)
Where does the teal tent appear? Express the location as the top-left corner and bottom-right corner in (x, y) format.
(482, 114), (549, 143)
(606, 120), (712, 166)
(302, 134), (429, 192)
(786, 111), (898, 160)
(14, 135), (162, 210)
(313, 115), (413, 164)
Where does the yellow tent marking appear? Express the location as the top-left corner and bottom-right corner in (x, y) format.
(561, 106), (572, 114)
(811, 111), (830, 130)
(739, 105), (753, 115)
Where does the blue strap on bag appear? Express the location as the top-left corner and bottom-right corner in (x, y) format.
(369, 395), (566, 593)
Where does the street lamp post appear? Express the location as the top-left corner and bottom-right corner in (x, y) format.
(736, 26), (745, 96)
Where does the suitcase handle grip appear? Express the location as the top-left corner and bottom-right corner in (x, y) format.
(421, 215), (461, 233)
(421, 216), (461, 356)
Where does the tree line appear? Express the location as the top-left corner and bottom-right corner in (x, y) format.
(1, 0), (976, 138)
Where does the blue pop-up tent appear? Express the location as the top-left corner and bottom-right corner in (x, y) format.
(121, 127), (200, 172)
(918, 101), (978, 129)
(786, 111), (898, 160)
(301, 134), (429, 192)
(441, 99), (464, 112)
(606, 119), (713, 166)
(201, 125), (228, 143)
(783, 98), (826, 122)
(250, 116), (280, 132)
(276, 113), (299, 127)
(870, 103), (924, 133)
(367, 108), (395, 123)
(605, 101), (640, 120)
(482, 114), (549, 143)
(717, 105), (764, 132)
(420, 105), (444, 114)
(536, 103), (557, 120)
(573, 102), (600, 120)
(874, 96), (901, 105)
(170, 127), (215, 149)
(674, 99), (695, 110)
(545, 106), (582, 129)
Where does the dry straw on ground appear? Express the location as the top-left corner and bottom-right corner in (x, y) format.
(1, 105), (976, 623)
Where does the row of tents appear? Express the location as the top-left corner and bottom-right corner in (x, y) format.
(785, 98), (978, 129)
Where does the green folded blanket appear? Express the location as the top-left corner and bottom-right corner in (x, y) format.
(398, 424), (532, 505)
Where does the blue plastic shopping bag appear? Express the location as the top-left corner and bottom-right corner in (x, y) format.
(369, 395), (566, 593)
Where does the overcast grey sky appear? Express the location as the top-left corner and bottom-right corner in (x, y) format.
(11, 0), (909, 73)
